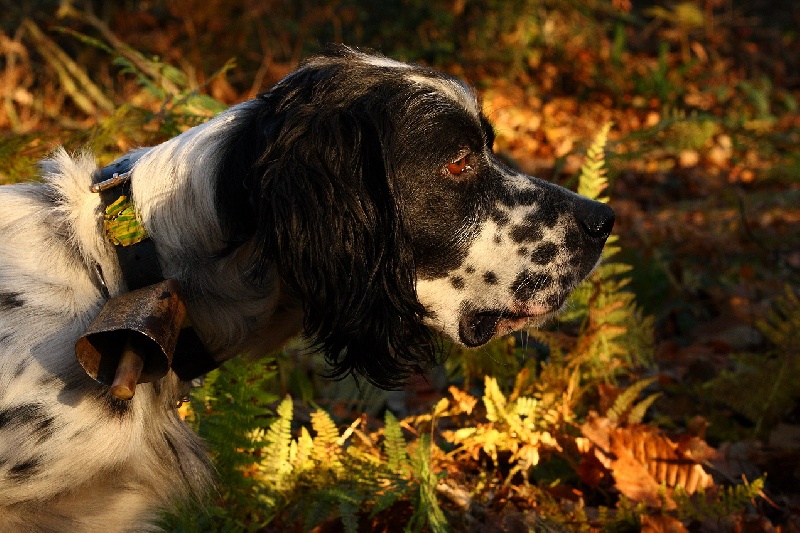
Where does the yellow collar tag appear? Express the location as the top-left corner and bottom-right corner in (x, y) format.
(104, 195), (149, 246)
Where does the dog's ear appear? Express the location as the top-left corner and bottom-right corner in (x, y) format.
(248, 105), (437, 388)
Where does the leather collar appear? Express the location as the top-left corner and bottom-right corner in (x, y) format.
(92, 156), (219, 382)
(93, 155), (163, 290)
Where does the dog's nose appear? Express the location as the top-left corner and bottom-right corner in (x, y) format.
(577, 199), (615, 240)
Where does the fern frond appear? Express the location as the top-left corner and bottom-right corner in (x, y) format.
(557, 131), (655, 379)
(706, 285), (799, 435)
(409, 434), (449, 533)
(445, 376), (564, 480)
(310, 409), (344, 473)
(262, 396), (295, 490)
(674, 477), (765, 522)
(164, 355), (279, 530)
(577, 122), (613, 202)
(607, 378), (658, 423)
(339, 499), (360, 533)
(293, 427), (314, 472)
(627, 393), (662, 425)
(757, 285), (800, 348)
(483, 376), (508, 423)
(311, 409), (342, 449)
(384, 411), (410, 474)
(515, 396), (539, 419)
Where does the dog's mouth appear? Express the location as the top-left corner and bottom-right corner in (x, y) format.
(458, 305), (555, 347)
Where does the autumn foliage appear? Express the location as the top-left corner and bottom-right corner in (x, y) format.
(2, 1), (799, 531)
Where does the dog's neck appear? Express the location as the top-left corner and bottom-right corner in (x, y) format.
(116, 102), (301, 358)
(93, 153), (161, 294)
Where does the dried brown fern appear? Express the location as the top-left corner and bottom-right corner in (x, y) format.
(578, 413), (714, 507)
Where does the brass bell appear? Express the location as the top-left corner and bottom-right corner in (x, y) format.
(76, 279), (187, 400)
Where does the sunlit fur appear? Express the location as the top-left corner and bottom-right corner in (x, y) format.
(0, 45), (612, 530)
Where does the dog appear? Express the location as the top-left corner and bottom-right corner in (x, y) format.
(0, 45), (614, 530)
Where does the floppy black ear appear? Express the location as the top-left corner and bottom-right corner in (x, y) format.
(248, 103), (437, 388)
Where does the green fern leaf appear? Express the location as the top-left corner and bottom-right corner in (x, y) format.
(607, 378), (658, 422)
(627, 392), (663, 425)
(409, 434), (449, 533)
(294, 427), (314, 472)
(168, 355), (278, 530)
(550, 121), (655, 381)
(384, 411), (410, 474)
(706, 286), (799, 435)
(577, 122), (613, 202)
(757, 285), (800, 347)
(674, 477), (765, 522)
(483, 376), (507, 423)
(263, 396), (295, 489)
(310, 409), (343, 469)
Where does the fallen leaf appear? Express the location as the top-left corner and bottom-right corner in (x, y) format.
(580, 413), (715, 506)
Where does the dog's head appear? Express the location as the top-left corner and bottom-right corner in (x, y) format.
(214, 46), (614, 387)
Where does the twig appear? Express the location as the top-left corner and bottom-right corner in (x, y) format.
(436, 480), (472, 510)
(21, 19), (114, 116)
(2, 28), (27, 131)
(249, 22), (274, 99)
(72, 8), (181, 96)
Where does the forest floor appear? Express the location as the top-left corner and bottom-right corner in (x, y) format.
(1, 2), (799, 531)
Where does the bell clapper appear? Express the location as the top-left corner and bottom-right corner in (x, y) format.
(109, 336), (145, 400)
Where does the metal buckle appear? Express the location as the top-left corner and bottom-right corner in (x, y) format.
(90, 170), (132, 193)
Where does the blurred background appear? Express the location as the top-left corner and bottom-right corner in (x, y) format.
(1, 1), (799, 531)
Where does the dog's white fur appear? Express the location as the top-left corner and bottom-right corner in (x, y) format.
(0, 150), (210, 531)
(0, 98), (312, 529)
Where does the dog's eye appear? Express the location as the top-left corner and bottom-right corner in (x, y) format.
(445, 154), (473, 176)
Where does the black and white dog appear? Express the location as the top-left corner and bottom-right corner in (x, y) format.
(0, 46), (613, 530)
